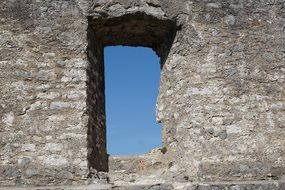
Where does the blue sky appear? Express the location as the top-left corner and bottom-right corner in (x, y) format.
(104, 46), (162, 156)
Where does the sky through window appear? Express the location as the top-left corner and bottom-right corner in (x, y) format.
(104, 46), (162, 156)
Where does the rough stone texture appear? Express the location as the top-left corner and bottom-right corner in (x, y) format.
(1, 0), (285, 188)
(0, 181), (285, 190)
(183, 180), (285, 190)
(108, 150), (170, 185)
(0, 0), (89, 186)
(87, 23), (108, 172)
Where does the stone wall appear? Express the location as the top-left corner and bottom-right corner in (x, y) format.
(0, 0), (88, 186)
(154, 0), (285, 181)
(86, 25), (108, 172)
(0, 0), (284, 187)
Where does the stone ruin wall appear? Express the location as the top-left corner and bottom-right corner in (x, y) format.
(0, 0), (284, 187)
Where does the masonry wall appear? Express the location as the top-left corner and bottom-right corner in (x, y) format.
(86, 26), (108, 172)
(87, 0), (285, 182)
(154, 0), (285, 181)
(0, 0), (284, 187)
(0, 0), (89, 186)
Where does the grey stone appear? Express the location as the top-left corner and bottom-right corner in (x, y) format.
(224, 15), (236, 26)
(3, 166), (19, 178)
(36, 70), (56, 82)
(24, 168), (38, 178)
(0, 0), (284, 188)
(17, 157), (31, 168)
(112, 184), (174, 190)
(218, 130), (227, 140)
(207, 3), (221, 9)
(206, 128), (214, 135)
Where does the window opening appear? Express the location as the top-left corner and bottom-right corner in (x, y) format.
(105, 46), (162, 156)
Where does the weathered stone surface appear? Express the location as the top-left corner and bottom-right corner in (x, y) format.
(0, 181), (285, 190)
(0, 0), (89, 186)
(1, 0), (284, 188)
(183, 181), (285, 190)
(111, 184), (174, 190)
